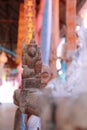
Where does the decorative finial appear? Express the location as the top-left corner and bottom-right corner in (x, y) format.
(30, 32), (36, 45)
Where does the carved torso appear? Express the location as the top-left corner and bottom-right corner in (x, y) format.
(22, 35), (42, 89)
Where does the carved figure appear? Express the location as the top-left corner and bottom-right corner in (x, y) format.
(22, 33), (42, 89)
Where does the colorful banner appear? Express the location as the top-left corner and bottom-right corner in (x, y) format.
(66, 0), (76, 50)
(24, 0), (35, 44)
(36, 0), (46, 44)
(40, 0), (52, 66)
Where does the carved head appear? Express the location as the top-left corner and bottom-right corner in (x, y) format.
(41, 64), (53, 87)
(27, 32), (37, 57)
(27, 45), (37, 57)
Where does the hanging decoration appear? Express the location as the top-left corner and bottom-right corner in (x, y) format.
(66, 0), (76, 50)
(24, 0), (35, 44)
(0, 45), (17, 57)
(56, 38), (67, 83)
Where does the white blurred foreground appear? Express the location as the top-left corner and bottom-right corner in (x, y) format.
(0, 80), (19, 103)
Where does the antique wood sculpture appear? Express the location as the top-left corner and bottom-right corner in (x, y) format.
(13, 33), (52, 130)
(13, 33), (42, 130)
(22, 33), (42, 89)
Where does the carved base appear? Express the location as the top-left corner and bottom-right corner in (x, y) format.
(22, 78), (41, 89)
(19, 88), (43, 116)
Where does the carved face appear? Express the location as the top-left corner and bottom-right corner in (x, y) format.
(41, 72), (50, 85)
(28, 46), (37, 57)
(41, 65), (52, 87)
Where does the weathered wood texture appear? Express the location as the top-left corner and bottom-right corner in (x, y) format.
(19, 88), (43, 115)
(22, 34), (42, 89)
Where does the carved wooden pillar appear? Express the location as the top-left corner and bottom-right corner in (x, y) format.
(50, 0), (60, 77)
(66, 0), (76, 50)
(24, 0), (36, 44)
(16, 3), (25, 63)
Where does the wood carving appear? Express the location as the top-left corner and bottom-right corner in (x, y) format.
(22, 33), (42, 89)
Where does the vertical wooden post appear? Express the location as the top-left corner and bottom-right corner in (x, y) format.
(17, 3), (25, 63)
(24, 0), (36, 44)
(66, 0), (76, 50)
(50, 0), (60, 77)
